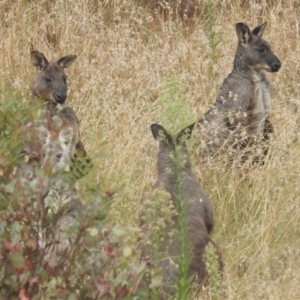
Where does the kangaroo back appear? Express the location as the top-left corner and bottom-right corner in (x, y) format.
(151, 123), (214, 232)
(140, 124), (222, 298)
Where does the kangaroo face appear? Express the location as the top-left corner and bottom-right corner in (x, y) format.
(235, 23), (281, 73)
(31, 51), (77, 105)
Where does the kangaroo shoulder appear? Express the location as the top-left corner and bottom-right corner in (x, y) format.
(59, 106), (80, 126)
(216, 74), (253, 109)
(61, 106), (79, 119)
(225, 73), (253, 94)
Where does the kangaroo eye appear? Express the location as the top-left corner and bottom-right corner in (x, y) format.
(257, 47), (266, 54)
(45, 77), (52, 83)
(62, 76), (67, 83)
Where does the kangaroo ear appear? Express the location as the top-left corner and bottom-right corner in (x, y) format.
(57, 55), (77, 68)
(151, 124), (173, 144)
(176, 123), (195, 144)
(31, 51), (49, 71)
(252, 22), (267, 37)
(236, 23), (251, 46)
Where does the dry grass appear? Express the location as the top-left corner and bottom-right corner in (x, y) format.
(1, 0), (300, 298)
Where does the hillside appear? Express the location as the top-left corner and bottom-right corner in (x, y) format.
(0, 0), (300, 299)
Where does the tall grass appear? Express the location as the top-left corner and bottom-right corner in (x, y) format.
(1, 0), (300, 298)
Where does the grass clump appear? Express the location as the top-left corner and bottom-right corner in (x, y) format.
(154, 75), (195, 136)
(170, 144), (195, 300)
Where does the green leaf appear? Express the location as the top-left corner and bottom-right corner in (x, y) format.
(87, 227), (98, 237)
(136, 288), (150, 299)
(132, 261), (146, 274)
(10, 252), (25, 268)
(112, 227), (125, 237)
(79, 285), (89, 297)
(0, 221), (6, 234)
(47, 278), (57, 288)
(123, 246), (133, 257)
(4, 182), (15, 194)
(67, 293), (76, 300)
(150, 275), (163, 288)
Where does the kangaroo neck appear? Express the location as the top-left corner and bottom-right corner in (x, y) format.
(232, 62), (264, 82)
(157, 163), (192, 187)
(232, 51), (265, 81)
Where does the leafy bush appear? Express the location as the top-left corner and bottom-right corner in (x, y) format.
(0, 95), (148, 299)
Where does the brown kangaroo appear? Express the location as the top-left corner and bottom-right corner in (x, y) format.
(140, 124), (223, 299)
(197, 22), (281, 163)
(30, 51), (92, 177)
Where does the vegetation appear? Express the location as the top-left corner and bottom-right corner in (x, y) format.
(0, 97), (147, 299)
(0, 0), (300, 299)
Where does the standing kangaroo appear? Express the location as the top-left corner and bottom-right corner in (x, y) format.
(31, 50), (92, 178)
(12, 124), (82, 269)
(140, 124), (223, 299)
(197, 22), (281, 162)
(42, 126), (83, 268)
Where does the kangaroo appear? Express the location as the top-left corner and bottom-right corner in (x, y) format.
(41, 126), (82, 268)
(197, 22), (281, 163)
(12, 124), (82, 268)
(140, 124), (223, 299)
(31, 50), (92, 178)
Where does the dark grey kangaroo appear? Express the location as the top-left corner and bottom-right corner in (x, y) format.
(140, 124), (223, 299)
(31, 51), (92, 177)
(197, 22), (281, 162)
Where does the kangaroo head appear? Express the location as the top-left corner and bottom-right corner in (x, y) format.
(151, 123), (194, 147)
(235, 22), (281, 73)
(151, 123), (195, 174)
(31, 51), (77, 105)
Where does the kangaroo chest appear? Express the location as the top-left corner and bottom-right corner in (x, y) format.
(252, 79), (272, 127)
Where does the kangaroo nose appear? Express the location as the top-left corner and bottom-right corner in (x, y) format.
(54, 93), (67, 104)
(272, 61), (281, 72)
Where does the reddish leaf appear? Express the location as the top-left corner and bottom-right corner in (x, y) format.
(102, 229), (110, 238)
(18, 288), (29, 300)
(95, 278), (109, 296)
(116, 285), (129, 298)
(25, 259), (33, 271)
(4, 241), (21, 252)
(103, 241), (113, 256)
(14, 242), (21, 252)
(29, 276), (39, 285)
(27, 276), (39, 298)
(105, 190), (115, 197)
(4, 241), (14, 252)
(15, 210), (26, 221)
